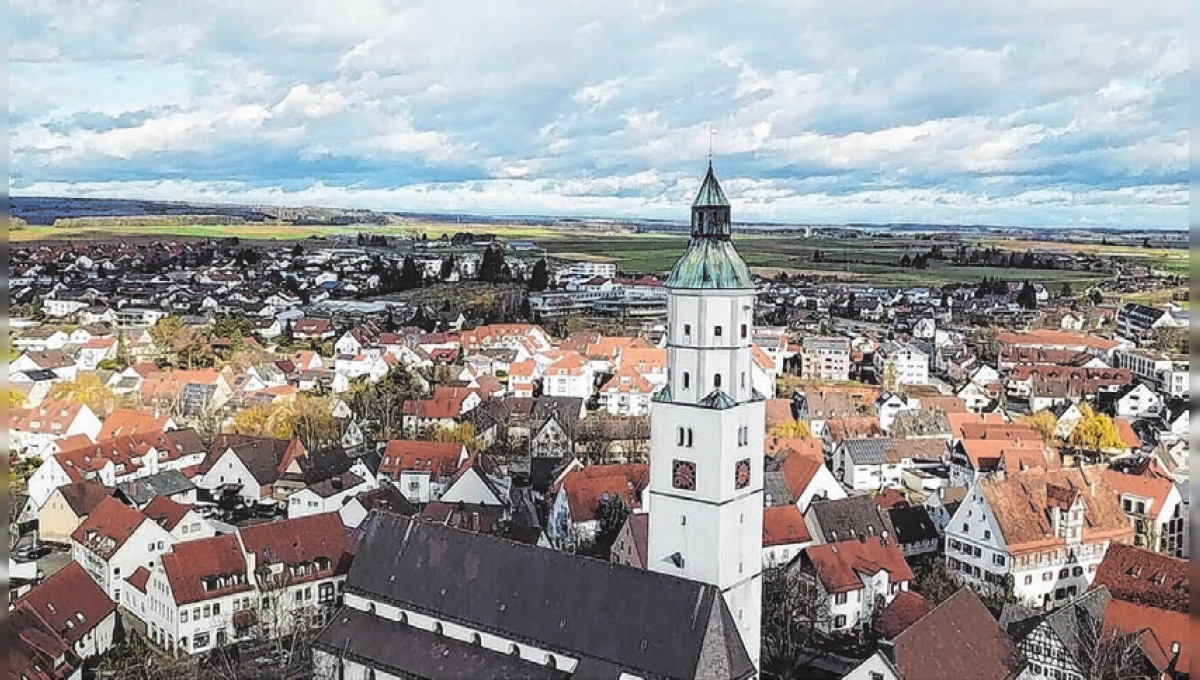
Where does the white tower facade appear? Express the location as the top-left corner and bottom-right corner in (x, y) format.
(647, 163), (763, 672)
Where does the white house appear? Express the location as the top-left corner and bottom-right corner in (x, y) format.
(541, 351), (594, 401)
(793, 537), (914, 635)
(1112, 382), (1163, 420)
(287, 472), (372, 519)
(72, 497), (176, 602)
(377, 440), (468, 506)
(874, 341), (930, 386)
(943, 468), (1133, 611)
(9, 401), (103, 460)
(13, 561), (119, 666)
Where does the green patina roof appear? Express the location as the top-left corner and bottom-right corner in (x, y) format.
(698, 389), (737, 409)
(693, 163), (729, 207)
(665, 237), (754, 289)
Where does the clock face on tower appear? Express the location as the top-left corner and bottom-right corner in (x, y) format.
(735, 459), (751, 489)
(672, 459), (697, 490)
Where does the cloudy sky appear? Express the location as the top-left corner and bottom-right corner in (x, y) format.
(10, 0), (1187, 227)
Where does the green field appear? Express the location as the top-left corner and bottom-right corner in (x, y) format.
(10, 220), (1186, 290)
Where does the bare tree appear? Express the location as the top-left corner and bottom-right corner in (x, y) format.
(1076, 611), (1157, 680)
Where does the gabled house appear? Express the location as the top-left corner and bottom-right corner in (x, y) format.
(548, 463), (649, 553)
(762, 504), (812, 567)
(793, 536), (914, 635)
(803, 495), (896, 545)
(845, 589), (1025, 680)
(944, 468), (1133, 611)
(71, 497), (175, 602)
(439, 453), (510, 507)
(10, 400), (103, 459)
(1103, 458), (1187, 557)
(377, 440), (468, 505)
(286, 471), (372, 519)
(195, 435), (302, 505)
(11, 562), (118, 679)
(38, 481), (112, 542)
(125, 490), (204, 540)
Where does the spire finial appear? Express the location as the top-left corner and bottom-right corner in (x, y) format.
(708, 127), (716, 165)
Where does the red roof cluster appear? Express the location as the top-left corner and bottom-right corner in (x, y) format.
(804, 537), (914, 593)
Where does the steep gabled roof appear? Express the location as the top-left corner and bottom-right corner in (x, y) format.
(340, 511), (755, 679)
(893, 588), (1024, 680)
(803, 537), (914, 593)
(13, 562), (115, 648)
(71, 496), (148, 560)
(1092, 543), (1188, 613)
(978, 468), (1132, 553)
(161, 533), (251, 605)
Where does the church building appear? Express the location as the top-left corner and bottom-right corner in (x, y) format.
(311, 163), (764, 679)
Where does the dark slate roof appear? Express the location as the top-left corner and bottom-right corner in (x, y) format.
(316, 606), (570, 680)
(762, 469), (795, 508)
(807, 495), (896, 543)
(115, 469), (195, 505)
(841, 438), (894, 465)
(343, 511), (754, 680)
(886, 505), (940, 545)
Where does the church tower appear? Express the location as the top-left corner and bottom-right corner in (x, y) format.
(647, 162), (763, 671)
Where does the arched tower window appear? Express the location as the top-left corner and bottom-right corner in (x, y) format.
(682, 372), (690, 389)
(714, 373), (722, 388)
(677, 427), (685, 446)
(686, 429), (694, 447)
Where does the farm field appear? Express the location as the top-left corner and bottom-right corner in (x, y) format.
(10, 219), (1184, 290)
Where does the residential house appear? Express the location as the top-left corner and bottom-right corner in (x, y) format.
(803, 495), (896, 545)
(793, 536), (914, 635)
(844, 589), (1025, 680)
(548, 463), (648, 553)
(762, 505), (813, 567)
(10, 400), (103, 459)
(1103, 458), (1187, 557)
(542, 350), (594, 401)
(142, 495), (215, 542)
(195, 435), (303, 505)
(943, 468), (1133, 610)
(377, 440), (468, 506)
(38, 481), (112, 542)
(12, 562), (118, 674)
(97, 408), (177, 440)
(71, 497), (175, 602)
(287, 471), (373, 519)
(886, 504), (940, 557)
(1091, 544), (1189, 679)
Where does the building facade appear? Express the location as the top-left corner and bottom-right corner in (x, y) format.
(646, 162), (764, 672)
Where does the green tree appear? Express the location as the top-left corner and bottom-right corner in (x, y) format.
(400, 255), (422, 289)
(1017, 280), (1039, 309)
(479, 244), (507, 282)
(913, 557), (961, 606)
(594, 494), (631, 558)
(530, 258), (550, 291)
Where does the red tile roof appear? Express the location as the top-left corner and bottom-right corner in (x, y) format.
(97, 408), (172, 439)
(13, 562), (115, 647)
(161, 533), (251, 605)
(1092, 543), (1188, 613)
(1102, 599), (1189, 674)
(893, 589), (1024, 680)
(71, 497), (147, 560)
(559, 463), (649, 522)
(10, 400), (89, 435)
(237, 512), (354, 586)
(997, 329), (1121, 351)
(804, 537), (914, 594)
(874, 590), (930, 639)
(142, 495), (192, 532)
(978, 467), (1132, 554)
(763, 399), (795, 429)
(778, 448), (826, 499)
(379, 440), (466, 482)
(762, 505), (811, 547)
